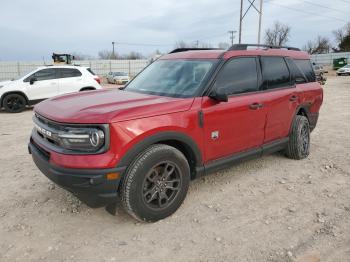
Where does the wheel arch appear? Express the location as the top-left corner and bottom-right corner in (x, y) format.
(0, 91), (29, 107)
(288, 104), (311, 135)
(79, 86), (96, 91)
(117, 131), (203, 179)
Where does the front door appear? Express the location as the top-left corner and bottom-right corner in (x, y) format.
(202, 57), (267, 162)
(24, 68), (59, 101)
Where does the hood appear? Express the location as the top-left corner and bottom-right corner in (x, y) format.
(34, 89), (194, 124)
(0, 80), (13, 87)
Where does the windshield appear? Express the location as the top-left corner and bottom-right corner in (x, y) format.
(343, 65), (350, 68)
(124, 59), (217, 97)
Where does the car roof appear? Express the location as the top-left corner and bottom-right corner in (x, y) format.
(36, 65), (89, 70)
(160, 47), (310, 60)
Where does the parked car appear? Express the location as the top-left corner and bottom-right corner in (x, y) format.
(336, 64), (350, 76)
(106, 72), (130, 84)
(313, 64), (328, 75)
(29, 44), (323, 222)
(0, 66), (101, 113)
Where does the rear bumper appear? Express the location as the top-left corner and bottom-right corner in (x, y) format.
(28, 140), (125, 207)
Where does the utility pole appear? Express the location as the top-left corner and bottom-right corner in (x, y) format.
(238, 0), (263, 44)
(112, 41), (115, 59)
(258, 0), (263, 44)
(228, 30), (237, 45)
(239, 0), (243, 44)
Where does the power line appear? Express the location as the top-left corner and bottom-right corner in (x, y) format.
(301, 0), (350, 15)
(266, 1), (347, 22)
(116, 42), (172, 47)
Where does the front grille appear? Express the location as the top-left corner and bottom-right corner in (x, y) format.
(33, 113), (62, 147)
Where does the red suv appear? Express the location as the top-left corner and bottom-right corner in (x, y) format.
(29, 44), (323, 222)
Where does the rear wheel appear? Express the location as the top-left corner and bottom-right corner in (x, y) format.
(285, 115), (310, 160)
(120, 144), (190, 222)
(3, 94), (26, 113)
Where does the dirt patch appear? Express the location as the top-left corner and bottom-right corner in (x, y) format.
(0, 76), (349, 261)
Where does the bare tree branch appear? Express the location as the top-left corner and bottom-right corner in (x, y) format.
(264, 21), (291, 46)
(302, 36), (331, 54)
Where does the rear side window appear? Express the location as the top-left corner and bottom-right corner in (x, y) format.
(213, 57), (259, 95)
(57, 68), (82, 78)
(294, 60), (316, 82)
(87, 68), (96, 75)
(261, 57), (291, 89)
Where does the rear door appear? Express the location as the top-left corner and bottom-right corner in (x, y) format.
(24, 68), (59, 100)
(260, 56), (299, 143)
(202, 57), (267, 162)
(56, 68), (83, 95)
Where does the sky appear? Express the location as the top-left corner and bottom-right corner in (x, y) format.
(0, 0), (349, 61)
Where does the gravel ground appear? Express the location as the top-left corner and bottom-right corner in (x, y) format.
(0, 76), (349, 262)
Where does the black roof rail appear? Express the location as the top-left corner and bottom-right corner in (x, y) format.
(228, 44), (300, 51)
(169, 48), (224, 54)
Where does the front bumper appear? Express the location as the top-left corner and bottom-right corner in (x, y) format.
(28, 139), (125, 207)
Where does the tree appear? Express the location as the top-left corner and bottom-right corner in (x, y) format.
(98, 50), (118, 60)
(264, 21), (291, 46)
(218, 42), (230, 49)
(71, 52), (94, 60)
(333, 22), (350, 52)
(303, 36), (331, 54)
(175, 41), (191, 49)
(124, 51), (144, 60)
(339, 34), (350, 52)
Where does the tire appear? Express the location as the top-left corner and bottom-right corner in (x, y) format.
(285, 115), (310, 160)
(120, 144), (190, 222)
(2, 93), (26, 113)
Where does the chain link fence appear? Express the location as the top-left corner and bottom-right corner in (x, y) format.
(0, 60), (149, 81)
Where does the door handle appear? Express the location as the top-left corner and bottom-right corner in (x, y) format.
(289, 95), (298, 102)
(249, 103), (264, 110)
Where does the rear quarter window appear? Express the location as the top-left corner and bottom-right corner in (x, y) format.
(87, 68), (96, 75)
(294, 59), (316, 82)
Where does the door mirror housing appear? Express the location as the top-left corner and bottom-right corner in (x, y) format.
(295, 77), (306, 84)
(29, 77), (37, 85)
(209, 89), (228, 102)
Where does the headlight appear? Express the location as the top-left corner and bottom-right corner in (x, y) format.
(57, 127), (105, 152)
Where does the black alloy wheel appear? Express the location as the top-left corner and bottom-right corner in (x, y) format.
(3, 94), (26, 113)
(142, 161), (182, 210)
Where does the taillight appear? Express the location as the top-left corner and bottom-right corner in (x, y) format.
(94, 77), (101, 84)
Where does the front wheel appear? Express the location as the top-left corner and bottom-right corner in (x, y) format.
(3, 94), (26, 113)
(120, 144), (190, 222)
(285, 115), (310, 160)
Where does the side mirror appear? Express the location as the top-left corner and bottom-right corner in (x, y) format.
(209, 89), (228, 102)
(29, 77), (37, 85)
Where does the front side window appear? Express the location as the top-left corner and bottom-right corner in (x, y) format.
(124, 59), (217, 97)
(213, 57), (259, 95)
(261, 57), (291, 89)
(25, 68), (57, 82)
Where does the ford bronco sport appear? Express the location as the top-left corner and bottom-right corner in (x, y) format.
(29, 44), (323, 222)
